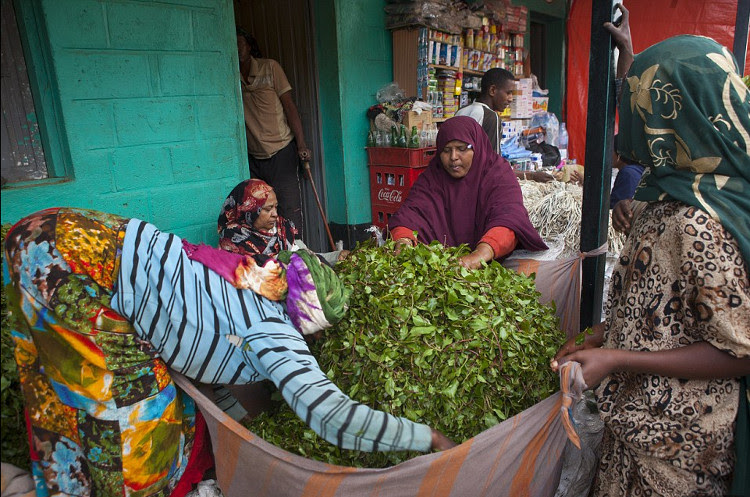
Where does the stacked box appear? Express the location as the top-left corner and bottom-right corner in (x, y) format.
(366, 147), (437, 230)
(510, 78), (533, 119)
(402, 110), (433, 131)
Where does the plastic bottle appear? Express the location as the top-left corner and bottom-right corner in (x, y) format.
(420, 126), (429, 148)
(558, 122), (569, 161)
(409, 126), (420, 148)
(398, 124), (408, 147)
(429, 123), (438, 147)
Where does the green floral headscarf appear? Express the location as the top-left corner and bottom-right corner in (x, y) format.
(618, 35), (750, 266)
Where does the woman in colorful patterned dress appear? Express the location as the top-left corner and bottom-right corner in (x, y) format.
(3, 208), (453, 496)
(552, 17), (750, 497)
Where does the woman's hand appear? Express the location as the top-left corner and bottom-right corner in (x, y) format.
(458, 252), (485, 270)
(603, 4), (634, 79)
(458, 242), (494, 270)
(556, 348), (620, 389)
(430, 428), (457, 451)
(612, 198), (634, 234)
(551, 322), (605, 372)
(393, 238), (414, 255)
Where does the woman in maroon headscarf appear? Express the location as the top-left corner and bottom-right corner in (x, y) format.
(389, 116), (546, 269)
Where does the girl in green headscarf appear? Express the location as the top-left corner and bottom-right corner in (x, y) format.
(553, 6), (750, 496)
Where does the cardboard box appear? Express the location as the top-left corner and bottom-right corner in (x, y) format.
(402, 110), (433, 130)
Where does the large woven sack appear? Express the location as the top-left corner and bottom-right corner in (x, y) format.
(174, 246), (606, 496)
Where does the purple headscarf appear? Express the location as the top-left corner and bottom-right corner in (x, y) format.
(389, 116), (546, 253)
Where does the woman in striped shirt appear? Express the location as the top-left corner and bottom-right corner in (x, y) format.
(3, 207), (453, 497)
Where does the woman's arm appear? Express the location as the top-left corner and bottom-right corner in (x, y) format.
(390, 226), (417, 254)
(459, 226), (518, 269)
(557, 341), (750, 388)
(603, 4), (634, 79)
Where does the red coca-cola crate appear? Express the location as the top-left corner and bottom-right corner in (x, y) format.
(370, 202), (400, 231)
(368, 164), (427, 211)
(366, 147), (436, 167)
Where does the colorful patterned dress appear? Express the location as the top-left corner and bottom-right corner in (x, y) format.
(4, 207), (435, 496)
(594, 201), (750, 496)
(598, 33), (750, 496)
(3, 208), (206, 496)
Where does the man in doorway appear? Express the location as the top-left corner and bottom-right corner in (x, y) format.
(237, 27), (310, 237)
(456, 68), (552, 183)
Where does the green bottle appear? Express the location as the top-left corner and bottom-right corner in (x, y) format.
(367, 130), (376, 148)
(397, 124), (408, 147)
(390, 125), (398, 147)
(409, 126), (420, 148)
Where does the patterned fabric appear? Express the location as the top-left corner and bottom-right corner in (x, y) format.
(181, 240), (288, 301)
(217, 178), (297, 261)
(3, 208), (200, 497)
(618, 35), (750, 265)
(594, 201), (750, 496)
(112, 218), (432, 452)
(276, 250), (350, 335)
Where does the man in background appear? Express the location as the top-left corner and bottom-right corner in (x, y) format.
(609, 135), (645, 209)
(457, 68), (553, 183)
(455, 68), (515, 155)
(237, 28), (310, 237)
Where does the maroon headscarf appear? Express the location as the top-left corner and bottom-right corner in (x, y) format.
(389, 116), (546, 253)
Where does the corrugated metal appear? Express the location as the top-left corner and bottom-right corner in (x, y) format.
(1, 0), (48, 185)
(234, 0), (329, 252)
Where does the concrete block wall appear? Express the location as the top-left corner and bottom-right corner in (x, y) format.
(316, 0), (393, 227)
(1, 0), (246, 245)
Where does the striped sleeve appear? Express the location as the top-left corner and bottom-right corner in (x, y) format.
(112, 219), (432, 452)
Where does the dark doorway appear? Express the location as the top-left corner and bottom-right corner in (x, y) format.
(233, 0), (328, 252)
(530, 21), (546, 88)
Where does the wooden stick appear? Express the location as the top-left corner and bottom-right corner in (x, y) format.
(303, 161), (336, 251)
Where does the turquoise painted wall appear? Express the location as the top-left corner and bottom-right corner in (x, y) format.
(316, 0), (392, 226)
(1, 0), (246, 244)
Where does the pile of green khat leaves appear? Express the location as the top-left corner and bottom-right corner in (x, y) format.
(245, 240), (562, 467)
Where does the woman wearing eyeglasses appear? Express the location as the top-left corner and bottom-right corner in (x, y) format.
(389, 116), (547, 269)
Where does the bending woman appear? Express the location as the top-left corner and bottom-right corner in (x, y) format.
(552, 29), (750, 496)
(389, 116), (546, 269)
(4, 208), (453, 496)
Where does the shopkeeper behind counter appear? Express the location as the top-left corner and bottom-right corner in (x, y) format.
(390, 116), (547, 269)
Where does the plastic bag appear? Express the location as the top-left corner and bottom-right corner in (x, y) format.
(530, 112), (560, 146)
(376, 82), (406, 105)
(527, 142), (562, 169)
(553, 392), (604, 497)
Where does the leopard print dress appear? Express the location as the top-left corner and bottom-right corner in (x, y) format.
(593, 201), (750, 497)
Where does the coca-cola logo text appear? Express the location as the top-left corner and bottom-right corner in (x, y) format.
(377, 188), (403, 204)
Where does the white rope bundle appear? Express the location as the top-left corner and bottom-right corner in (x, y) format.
(520, 180), (626, 259)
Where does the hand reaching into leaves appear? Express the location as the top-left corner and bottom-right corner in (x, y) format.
(431, 429), (457, 451)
